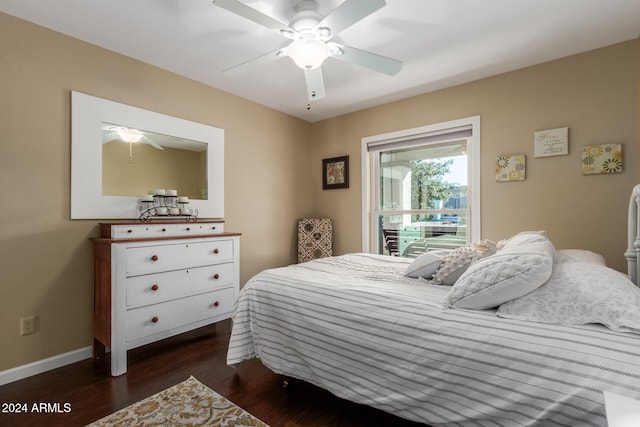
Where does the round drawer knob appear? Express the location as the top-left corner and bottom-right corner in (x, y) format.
(213, 248), (219, 254)
(213, 301), (220, 307)
(127, 229), (133, 234)
(151, 255), (159, 262)
(212, 226), (216, 230)
(213, 274), (220, 280)
(151, 316), (159, 323)
(151, 284), (159, 291)
(186, 227), (191, 231)
(161, 228), (167, 232)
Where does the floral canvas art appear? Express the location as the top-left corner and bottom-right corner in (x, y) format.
(496, 154), (526, 182)
(582, 143), (622, 175)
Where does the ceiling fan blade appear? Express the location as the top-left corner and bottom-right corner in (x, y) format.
(333, 44), (402, 76)
(212, 0), (289, 32)
(315, 0), (386, 39)
(304, 68), (326, 101)
(102, 131), (119, 144)
(141, 137), (164, 150)
(224, 48), (285, 75)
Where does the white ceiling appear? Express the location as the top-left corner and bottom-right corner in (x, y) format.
(2, 0), (640, 122)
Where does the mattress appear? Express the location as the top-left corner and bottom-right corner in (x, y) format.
(227, 253), (640, 426)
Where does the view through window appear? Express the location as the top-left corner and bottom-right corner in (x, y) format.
(362, 117), (480, 258)
(375, 140), (469, 257)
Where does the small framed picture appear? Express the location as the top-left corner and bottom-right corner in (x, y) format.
(322, 155), (349, 190)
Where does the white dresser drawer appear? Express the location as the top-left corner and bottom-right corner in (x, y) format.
(106, 222), (224, 239)
(112, 224), (178, 238)
(175, 222), (224, 234)
(126, 288), (234, 342)
(126, 263), (235, 308)
(125, 239), (234, 276)
(190, 262), (235, 293)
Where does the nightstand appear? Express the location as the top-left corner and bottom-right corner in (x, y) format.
(603, 391), (640, 427)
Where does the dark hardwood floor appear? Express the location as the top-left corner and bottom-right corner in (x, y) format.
(0, 320), (427, 426)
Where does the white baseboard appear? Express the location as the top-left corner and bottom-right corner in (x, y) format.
(0, 346), (92, 386)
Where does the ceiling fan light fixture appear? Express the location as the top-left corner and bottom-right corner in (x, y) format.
(287, 38), (329, 70)
(116, 127), (144, 143)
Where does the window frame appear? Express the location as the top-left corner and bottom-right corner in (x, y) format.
(360, 116), (481, 254)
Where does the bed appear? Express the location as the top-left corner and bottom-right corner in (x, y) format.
(227, 188), (640, 426)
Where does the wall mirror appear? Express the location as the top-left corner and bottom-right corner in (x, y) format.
(71, 91), (224, 219)
(101, 123), (208, 199)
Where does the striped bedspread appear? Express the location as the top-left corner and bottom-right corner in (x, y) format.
(227, 253), (640, 426)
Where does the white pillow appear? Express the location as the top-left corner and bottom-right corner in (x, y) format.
(404, 250), (450, 279)
(497, 261), (640, 334)
(445, 239), (555, 309)
(497, 230), (547, 251)
(432, 240), (496, 285)
(498, 230), (559, 262)
(556, 249), (606, 266)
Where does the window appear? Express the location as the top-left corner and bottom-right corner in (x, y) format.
(361, 117), (480, 257)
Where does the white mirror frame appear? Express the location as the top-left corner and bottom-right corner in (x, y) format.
(71, 91), (224, 219)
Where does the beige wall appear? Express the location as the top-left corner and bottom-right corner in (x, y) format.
(311, 39), (639, 273)
(0, 13), (313, 371)
(1, 11), (638, 375)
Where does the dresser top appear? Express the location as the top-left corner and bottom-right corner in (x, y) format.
(95, 220), (239, 242)
(98, 219), (225, 226)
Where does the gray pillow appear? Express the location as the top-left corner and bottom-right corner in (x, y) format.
(404, 250), (450, 279)
(497, 261), (640, 334)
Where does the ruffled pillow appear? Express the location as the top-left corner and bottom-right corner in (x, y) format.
(431, 240), (496, 285)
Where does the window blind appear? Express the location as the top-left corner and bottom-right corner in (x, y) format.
(366, 126), (472, 153)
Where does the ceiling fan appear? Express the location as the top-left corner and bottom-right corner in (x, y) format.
(102, 124), (164, 150)
(212, 0), (403, 103)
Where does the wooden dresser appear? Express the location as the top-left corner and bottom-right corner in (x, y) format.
(92, 220), (240, 376)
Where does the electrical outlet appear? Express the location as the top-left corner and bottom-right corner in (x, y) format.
(20, 316), (36, 336)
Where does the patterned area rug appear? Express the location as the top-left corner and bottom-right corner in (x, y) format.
(87, 376), (269, 426)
